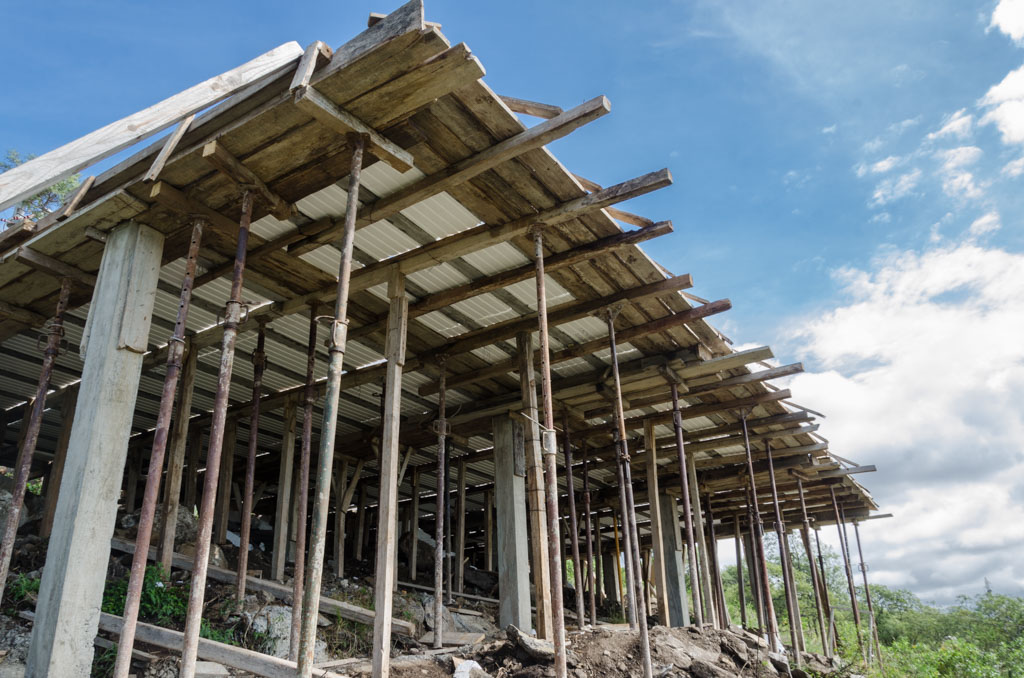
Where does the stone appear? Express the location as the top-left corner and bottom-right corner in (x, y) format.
(0, 663), (25, 678)
(719, 632), (749, 663)
(506, 624), (554, 662)
(178, 542), (229, 570)
(689, 659), (732, 678)
(452, 658), (491, 678)
(422, 594), (455, 631)
(193, 661), (230, 677)
(452, 611), (499, 637)
(247, 604), (328, 662)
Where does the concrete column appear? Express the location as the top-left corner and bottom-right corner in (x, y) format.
(27, 221), (163, 677)
(492, 414), (531, 631)
(658, 493), (690, 627)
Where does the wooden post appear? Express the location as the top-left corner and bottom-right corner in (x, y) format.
(765, 445), (799, 658)
(783, 530), (805, 652)
(686, 454), (716, 626)
(271, 399), (297, 581)
(214, 418), (236, 545)
(657, 493), (689, 627)
(124, 448), (140, 513)
(159, 340), (198, 572)
(355, 485), (367, 562)
(333, 459), (349, 578)
(39, 388), (77, 539)
(455, 457), (467, 592)
(563, 412), (586, 628)
(484, 489), (494, 572)
(643, 419), (669, 626)
(515, 331), (552, 639)
(410, 468), (421, 580)
(832, 488), (865, 662)
(369, 268), (408, 678)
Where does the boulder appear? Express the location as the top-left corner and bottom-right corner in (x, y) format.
(690, 659), (733, 678)
(247, 604), (328, 662)
(422, 594), (455, 632)
(178, 542), (228, 570)
(452, 611), (499, 638)
(506, 624), (554, 662)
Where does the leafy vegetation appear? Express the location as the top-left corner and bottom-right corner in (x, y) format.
(715, 533), (1024, 676)
(0, 149), (80, 221)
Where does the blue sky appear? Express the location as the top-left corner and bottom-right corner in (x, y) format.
(4, 0), (1024, 603)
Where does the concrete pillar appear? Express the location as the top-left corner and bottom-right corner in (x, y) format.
(492, 414), (531, 631)
(658, 493), (690, 627)
(27, 221), (163, 677)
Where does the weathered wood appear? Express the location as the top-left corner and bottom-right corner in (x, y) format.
(0, 220), (36, 254)
(499, 96), (563, 119)
(109, 536), (417, 637)
(643, 419), (669, 626)
(288, 95), (612, 254)
(214, 418), (237, 545)
(39, 388), (77, 539)
(56, 175), (96, 220)
(0, 42), (305, 211)
(417, 631), (484, 647)
(372, 269), (409, 678)
(293, 85), (413, 172)
(14, 247), (97, 286)
(0, 300), (46, 327)
(272, 399), (297, 581)
(143, 116), (195, 183)
(289, 41), (333, 92)
(201, 140), (294, 220)
(159, 341), (198, 572)
(455, 457), (467, 592)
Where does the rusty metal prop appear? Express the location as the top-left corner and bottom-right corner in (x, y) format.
(766, 444), (800, 661)
(581, 444), (597, 626)
(433, 356), (447, 648)
(831, 486), (865, 663)
(796, 477), (830, 656)
(605, 308), (653, 678)
(296, 135), (366, 677)
(670, 382), (703, 627)
(236, 320), (267, 600)
(113, 220), (204, 678)
(0, 276), (72, 603)
(180, 190), (254, 677)
(562, 411), (586, 628)
(853, 521), (883, 666)
(741, 413), (780, 649)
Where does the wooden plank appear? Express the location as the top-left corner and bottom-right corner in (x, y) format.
(289, 41), (333, 92)
(0, 220), (36, 254)
(144, 115), (195, 183)
(417, 631), (484, 647)
(201, 141), (295, 220)
(293, 85), (414, 171)
(675, 346), (775, 380)
(0, 41), (304, 212)
(56, 175), (96, 220)
(288, 94), (612, 255)
(108, 536), (417, 636)
(0, 300), (46, 326)
(499, 96), (563, 119)
(14, 247), (97, 286)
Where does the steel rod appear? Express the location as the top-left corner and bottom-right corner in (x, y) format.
(670, 383), (703, 627)
(853, 522), (883, 666)
(831, 486), (865, 662)
(605, 309), (653, 678)
(562, 411), (586, 628)
(236, 321), (266, 600)
(797, 478), (829, 656)
(113, 220), (203, 678)
(533, 229), (567, 678)
(741, 413), (780, 649)
(814, 527), (837, 652)
(296, 135), (365, 677)
(766, 444), (800, 659)
(581, 445), (597, 626)
(433, 356), (446, 649)
(180, 190), (253, 677)
(290, 301), (319, 659)
(0, 276), (72, 602)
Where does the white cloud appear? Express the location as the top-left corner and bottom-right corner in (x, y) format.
(786, 241), (1024, 601)
(1003, 157), (1024, 176)
(991, 0), (1024, 44)
(870, 168), (921, 206)
(862, 137), (884, 153)
(870, 212), (891, 223)
(822, 124), (837, 134)
(888, 117), (921, 135)
(969, 210), (1002, 236)
(980, 66), (1024, 144)
(927, 108), (973, 141)
(871, 155), (901, 174)
(935, 146), (985, 200)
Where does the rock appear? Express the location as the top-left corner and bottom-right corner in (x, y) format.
(0, 615), (32, 664)
(0, 488), (27, 533)
(247, 604), (328, 662)
(422, 594), (455, 632)
(142, 658), (179, 678)
(193, 661), (230, 677)
(452, 611), (499, 638)
(767, 651), (791, 673)
(506, 624), (554, 662)
(719, 632), (748, 663)
(689, 659), (732, 678)
(178, 542), (228, 569)
(452, 658), (491, 678)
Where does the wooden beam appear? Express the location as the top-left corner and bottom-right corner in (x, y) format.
(289, 41), (333, 92)
(56, 175), (96, 220)
(288, 94), (613, 254)
(0, 300), (47, 327)
(293, 85), (413, 172)
(144, 116), (195, 183)
(499, 96), (563, 119)
(676, 346), (775, 380)
(14, 247), (96, 286)
(351, 221), (672, 341)
(686, 362), (804, 396)
(0, 42), (305, 211)
(201, 140), (295, 220)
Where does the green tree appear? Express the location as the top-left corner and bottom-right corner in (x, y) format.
(0, 149), (80, 221)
